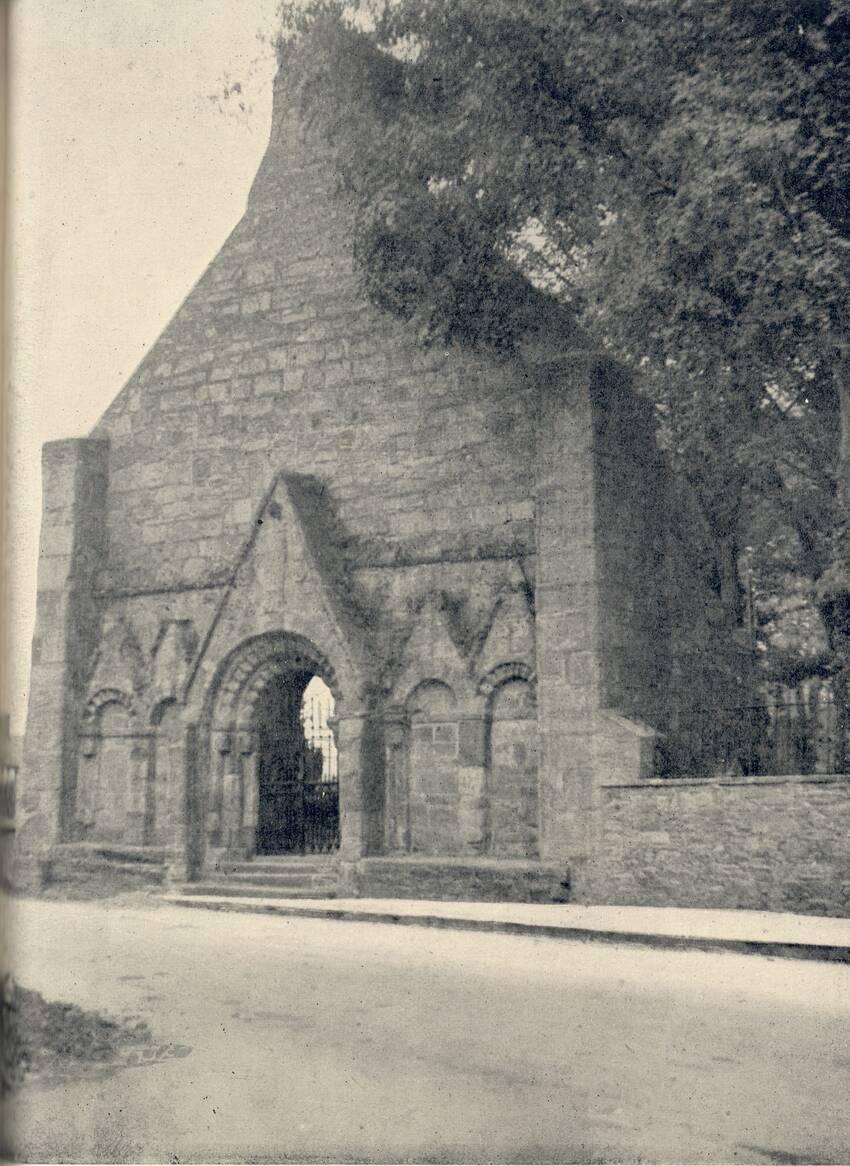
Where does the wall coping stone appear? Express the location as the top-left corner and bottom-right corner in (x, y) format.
(602, 773), (850, 791)
(598, 709), (658, 738)
(95, 548), (536, 600)
(94, 580), (228, 600)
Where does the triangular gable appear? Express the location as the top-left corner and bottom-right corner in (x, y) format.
(186, 473), (366, 708)
(282, 473), (364, 639)
(472, 587), (536, 685)
(389, 594), (472, 706)
(463, 559), (533, 656)
(87, 616), (147, 699)
(150, 620), (198, 707)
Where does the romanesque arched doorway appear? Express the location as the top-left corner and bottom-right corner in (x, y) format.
(254, 669), (339, 854)
(204, 632), (342, 864)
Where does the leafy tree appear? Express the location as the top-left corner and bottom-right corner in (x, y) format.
(277, 0), (850, 710)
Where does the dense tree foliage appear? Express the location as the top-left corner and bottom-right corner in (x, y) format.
(277, 0), (850, 696)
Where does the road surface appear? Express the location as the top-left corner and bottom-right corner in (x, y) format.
(6, 897), (850, 1163)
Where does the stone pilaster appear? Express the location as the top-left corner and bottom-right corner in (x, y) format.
(163, 720), (198, 884)
(529, 348), (667, 900)
(382, 706), (409, 853)
(531, 352), (603, 897)
(16, 438), (109, 890)
(457, 714), (488, 854)
(337, 710), (372, 862)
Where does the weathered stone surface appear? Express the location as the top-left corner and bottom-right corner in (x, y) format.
(598, 775), (850, 917)
(21, 63), (832, 915)
(353, 856), (568, 903)
(16, 439), (109, 889)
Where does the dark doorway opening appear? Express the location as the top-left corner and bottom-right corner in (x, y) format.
(254, 669), (339, 855)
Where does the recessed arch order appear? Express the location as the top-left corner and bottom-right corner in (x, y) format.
(205, 630), (342, 732)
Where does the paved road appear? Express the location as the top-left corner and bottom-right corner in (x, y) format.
(6, 897), (850, 1163)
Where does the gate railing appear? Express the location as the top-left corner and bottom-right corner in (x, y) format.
(657, 689), (849, 778)
(297, 685), (339, 852)
(302, 781), (340, 854)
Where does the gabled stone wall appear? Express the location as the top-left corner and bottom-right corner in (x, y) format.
(19, 65), (678, 903)
(92, 88), (543, 599)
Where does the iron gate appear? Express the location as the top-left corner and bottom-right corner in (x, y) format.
(256, 726), (339, 854)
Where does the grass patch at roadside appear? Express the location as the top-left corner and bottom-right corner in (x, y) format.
(1, 973), (153, 1095)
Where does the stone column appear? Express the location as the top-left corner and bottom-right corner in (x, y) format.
(382, 706), (409, 853)
(336, 708), (386, 862)
(75, 735), (99, 838)
(161, 716), (196, 885)
(228, 729), (254, 859)
(208, 730), (231, 849)
(241, 746), (259, 856)
(16, 438), (109, 891)
(457, 713), (488, 854)
(336, 712), (366, 862)
(125, 734), (153, 846)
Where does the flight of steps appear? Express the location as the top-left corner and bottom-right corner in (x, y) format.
(175, 854), (340, 900)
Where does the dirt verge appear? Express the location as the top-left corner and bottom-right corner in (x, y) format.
(1, 973), (152, 1095)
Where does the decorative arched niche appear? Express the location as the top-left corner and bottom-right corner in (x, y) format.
(403, 679), (464, 856)
(479, 663), (539, 858)
(76, 688), (150, 844)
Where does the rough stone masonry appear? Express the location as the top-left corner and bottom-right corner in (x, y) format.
(17, 62), (848, 912)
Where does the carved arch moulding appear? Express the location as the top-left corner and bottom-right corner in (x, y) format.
(403, 677), (458, 718)
(82, 687), (136, 724)
(477, 661), (536, 699)
(206, 630), (342, 732)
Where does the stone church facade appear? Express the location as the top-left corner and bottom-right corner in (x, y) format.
(18, 67), (673, 903)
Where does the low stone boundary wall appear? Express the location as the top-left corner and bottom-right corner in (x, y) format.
(352, 856), (570, 903)
(598, 773), (850, 917)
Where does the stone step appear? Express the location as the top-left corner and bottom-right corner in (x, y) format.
(177, 883), (337, 900)
(238, 853), (338, 865)
(212, 869), (337, 888)
(218, 859), (338, 877)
